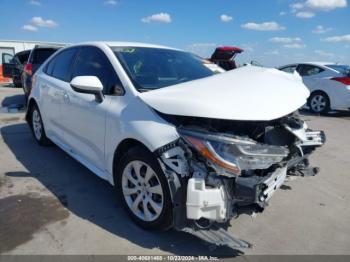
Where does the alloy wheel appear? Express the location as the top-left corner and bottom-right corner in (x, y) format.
(32, 109), (42, 140)
(310, 94), (327, 113)
(121, 160), (164, 222)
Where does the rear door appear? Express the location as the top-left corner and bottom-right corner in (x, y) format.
(40, 47), (79, 144)
(296, 64), (325, 92)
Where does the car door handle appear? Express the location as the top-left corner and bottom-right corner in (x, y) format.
(63, 93), (70, 103)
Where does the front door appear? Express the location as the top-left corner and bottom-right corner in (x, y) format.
(60, 46), (119, 173)
(0, 47), (15, 81)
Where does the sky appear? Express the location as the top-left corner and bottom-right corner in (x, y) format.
(0, 0), (349, 67)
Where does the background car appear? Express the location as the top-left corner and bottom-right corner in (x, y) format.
(1, 50), (30, 87)
(209, 46), (244, 71)
(22, 45), (64, 100)
(279, 62), (350, 114)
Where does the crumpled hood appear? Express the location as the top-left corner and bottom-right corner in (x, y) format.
(138, 66), (310, 121)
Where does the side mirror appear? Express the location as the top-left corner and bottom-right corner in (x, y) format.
(70, 76), (104, 103)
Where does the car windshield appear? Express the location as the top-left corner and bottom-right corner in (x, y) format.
(112, 47), (214, 91)
(326, 64), (350, 75)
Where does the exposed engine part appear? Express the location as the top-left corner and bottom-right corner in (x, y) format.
(159, 146), (189, 177)
(186, 177), (228, 222)
(155, 111), (325, 250)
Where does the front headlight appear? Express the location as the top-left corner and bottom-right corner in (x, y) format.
(179, 128), (289, 175)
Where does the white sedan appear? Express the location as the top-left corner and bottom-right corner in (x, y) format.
(26, 42), (324, 248)
(279, 62), (350, 114)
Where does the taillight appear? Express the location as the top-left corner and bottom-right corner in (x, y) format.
(24, 63), (33, 75)
(331, 77), (350, 85)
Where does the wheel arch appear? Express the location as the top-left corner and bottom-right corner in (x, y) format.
(112, 138), (153, 184)
(308, 90), (331, 108)
(25, 98), (38, 125)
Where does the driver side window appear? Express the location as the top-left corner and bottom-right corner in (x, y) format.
(71, 46), (124, 95)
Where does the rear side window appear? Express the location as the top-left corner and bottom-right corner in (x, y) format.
(17, 52), (29, 64)
(47, 48), (78, 82)
(32, 48), (58, 64)
(280, 65), (297, 73)
(326, 64), (350, 75)
(297, 64), (324, 76)
(71, 46), (123, 95)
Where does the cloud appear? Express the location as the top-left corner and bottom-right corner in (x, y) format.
(22, 24), (38, 32)
(296, 11), (315, 18)
(186, 43), (216, 57)
(141, 13), (172, 23)
(31, 16), (58, 27)
(30, 0), (41, 6)
(305, 0), (347, 11)
(220, 14), (233, 22)
(270, 37), (302, 44)
(241, 22), (285, 31)
(279, 11), (287, 16)
(322, 34), (350, 43)
(264, 50), (280, 55)
(290, 2), (305, 12)
(284, 43), (306, 49)
(104, 0), (117, 5)
(312, 25), (332, 34)
(289, 0), (346, 18)
(314, 50), (334, 57)
(270, 37), (305, 49)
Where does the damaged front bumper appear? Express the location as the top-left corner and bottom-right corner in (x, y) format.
(156, 115), (325, 249)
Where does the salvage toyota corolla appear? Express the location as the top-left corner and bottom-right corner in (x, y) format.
(26, 42), (325, 249)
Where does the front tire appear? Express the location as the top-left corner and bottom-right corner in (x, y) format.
(30, 104), (52, 146)
(115, 146), (173, 230)
(308, 91), (330, 114)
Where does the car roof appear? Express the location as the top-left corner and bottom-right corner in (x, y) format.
(299, 62), (337, 66)
(34, 44), (65, 49)
(279, 62), (338, 69)
(68, 41), (181, 51)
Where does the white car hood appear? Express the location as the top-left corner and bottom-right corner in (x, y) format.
(138, 66), (310, 121)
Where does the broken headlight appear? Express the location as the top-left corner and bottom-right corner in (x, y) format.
(179, 128), (289, 175)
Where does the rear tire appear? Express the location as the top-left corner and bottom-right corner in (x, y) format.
(115, 146), (173, 230)
(29, 104), (52, 146)
(308, 91), (330, 114)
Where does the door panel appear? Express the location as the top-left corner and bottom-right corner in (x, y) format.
(40, 75), (65, 142)
(40, 47), (79, 144)
(0, 48), (15, 82)
(60, 46), (121, 171)
(1, 53), (14, 78)
(2, 62), (15, 78)
(61, 87), (109, 171)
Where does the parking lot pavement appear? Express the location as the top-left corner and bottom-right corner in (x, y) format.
(1, 85), (350, 256)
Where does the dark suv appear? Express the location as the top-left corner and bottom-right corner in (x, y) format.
(22, 45), (64, 99)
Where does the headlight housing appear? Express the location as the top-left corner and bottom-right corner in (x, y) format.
(179, 128), (289, 175)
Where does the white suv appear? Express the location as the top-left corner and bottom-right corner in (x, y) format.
(27, 42), (324, 248)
